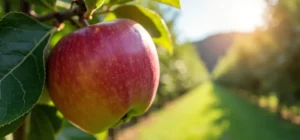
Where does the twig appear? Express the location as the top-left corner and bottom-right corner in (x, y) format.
(35, 9), (77, 22)
(35, 0), (87, 23)
(76, 0), (87, 16)
(52, 19), (65, 31)
(34, 0), (112, 25)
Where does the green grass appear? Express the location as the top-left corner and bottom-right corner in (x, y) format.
(130, 82), (300, 140)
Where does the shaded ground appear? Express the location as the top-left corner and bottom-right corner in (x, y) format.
(116, 82), (300, 140)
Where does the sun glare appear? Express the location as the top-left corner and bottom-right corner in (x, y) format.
(177, 0), (266, 41)
(227, 0), (266, 32)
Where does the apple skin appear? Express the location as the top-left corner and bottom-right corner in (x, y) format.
(47, 19), (160, 134)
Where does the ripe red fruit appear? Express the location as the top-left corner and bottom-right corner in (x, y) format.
(47, 19), (160, 134)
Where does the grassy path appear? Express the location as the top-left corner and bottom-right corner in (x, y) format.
(117, 82), (300, 140)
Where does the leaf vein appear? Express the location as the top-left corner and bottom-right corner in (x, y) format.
(0, 31), (52, 82)
(31, 54), (41, 82)
(11, 73), (26, 114)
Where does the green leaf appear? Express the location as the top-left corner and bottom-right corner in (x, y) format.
(153, 0), (181, 8)
(0, 12), (54, 126)
(27, 0), (57, 10)
(29, 106), (55, 140)
(109, 0), (135, 4)
(56, 121), (97, 140)
(112, 5), (173, 54)
(95, 131), (107, 140)
(0, 115), (27, 138)
(84, 0), (105, 19)
(35, 105), (63, 133)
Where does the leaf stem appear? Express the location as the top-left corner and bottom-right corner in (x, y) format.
(34, 0), (87, 29)
(34, 0), (112, 22)
(35, 9), (78, 22)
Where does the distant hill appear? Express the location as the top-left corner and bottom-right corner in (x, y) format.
(194, 32), (250, 72)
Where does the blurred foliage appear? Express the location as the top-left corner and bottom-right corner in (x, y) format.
(214, 0), (300, 110)
(145, 3), (209, 110)
(154, 43), (209, 109)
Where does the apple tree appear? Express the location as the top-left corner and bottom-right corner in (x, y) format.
(0, 0), (180, 139)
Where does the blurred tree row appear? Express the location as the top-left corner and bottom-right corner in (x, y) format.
(214, 0), (300, 111)
(107, 3), (209, 112)
(150, 4), (209, 110)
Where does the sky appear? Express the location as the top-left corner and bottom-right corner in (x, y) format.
(176, 0), (267, 41)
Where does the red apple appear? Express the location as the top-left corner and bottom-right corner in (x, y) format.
(47, 19), (160, 134)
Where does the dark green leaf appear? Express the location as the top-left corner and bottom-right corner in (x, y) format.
(56, 121), (97, 140)
(35, 105), (63, 134)
(0, 12), (54, 126)
(27, 0), (57, 10)
(0, 114), (26, 138)
(112, 5), (173, 54)
(29, 106), (55, 140)
(153, 0), (181, 8)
